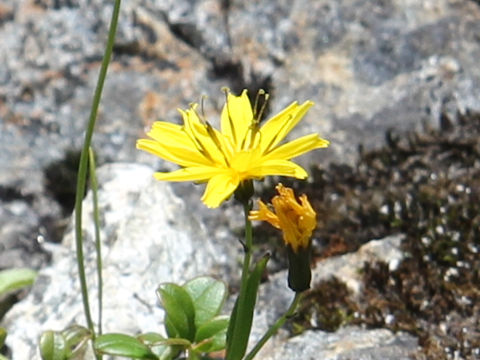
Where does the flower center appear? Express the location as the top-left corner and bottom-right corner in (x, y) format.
(229, 150), (258, 179)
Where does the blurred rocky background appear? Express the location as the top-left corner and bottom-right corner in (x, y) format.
(1, 0), (480, 359)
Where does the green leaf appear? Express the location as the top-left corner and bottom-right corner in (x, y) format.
(0, 268), (36, 296)
(137, 332), (166, 345)
(61, 325), (91, 359)
(94, 333), (157, 359)
(226, 254), (269, 360)
(164, 316), (179, 338)
(158, 338), (191, 347)
(0, 327), (6, 348)
(137, 333), (177, 360)
(187, 351), (201, 360)
(195, 315), (229, 343)
(39, 331), (67, 360)
(194, 315), (229, 353)
(157, 283), (196, 341)
(183, 277), (227, 328)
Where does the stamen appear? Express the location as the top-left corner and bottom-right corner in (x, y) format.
(200, 95), (208, 123)
(182, 105), (217, 163)
(244, 89), (269, 150)
(256, 92), (270, 123)
(191, 105), (230, 167)
(253, 89), (266, 120)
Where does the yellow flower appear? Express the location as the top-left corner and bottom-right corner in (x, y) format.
(248, 184), (316, 253)
(137, 89), (329, 208)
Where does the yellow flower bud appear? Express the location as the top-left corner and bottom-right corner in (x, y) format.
(249, 184), (317, 292)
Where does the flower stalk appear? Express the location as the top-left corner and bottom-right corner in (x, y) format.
(74, 0), (120, 356)
(245, 292), (303, 360)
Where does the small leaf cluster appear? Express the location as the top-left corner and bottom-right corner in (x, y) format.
(39, 325), (91, 360)
(40, 276), (228, 360)
(95, 276), (228, 360)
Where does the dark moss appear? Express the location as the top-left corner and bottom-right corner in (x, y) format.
(256, 110), (480, 358)
(292, 277), (357, 333)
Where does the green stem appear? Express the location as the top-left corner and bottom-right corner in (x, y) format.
(88, 148), (103, 336)
(244, 292), (303, 360)
(74, 0), (121, 351)
(238, 201), (254, 311)
(226, 201), (254, 359)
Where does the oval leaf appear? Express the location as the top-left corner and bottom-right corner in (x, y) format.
(183, 277), (227, 328)
(137, 332), (178, 359)
(195, 315), (229, 343)
(0, 268), (36, 296)
(61, 325), (91, 359)
(194, 315), (229, 353)
(39, 330), (67, 360)
(157, 283), (196, 341)
(137, 332), (166, 345)
(94, 333), (157, 359)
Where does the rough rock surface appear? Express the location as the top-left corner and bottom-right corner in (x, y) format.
(261, 327), (418, 360)
(1, 0), (480, 270)
(2, 163), (239, 359)
(251, 235), (415, 359)
(1, 0), (479, 358)
(2, 163), (416, 359)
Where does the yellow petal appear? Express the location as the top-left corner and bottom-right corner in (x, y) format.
(148, 121), (193, 148)
(259, 101), (314, 153)
(154, 167), (223, 182)
(201, 173), (239, 208)
(249, 200), (281, 228)
(248, 159), (308, 179)
(137, 139), (211, 167)
(143, 121), (213, 166)
(181, 107), (229, 165)
(221, 90), (253, 148)
(263, 133), (329, 160)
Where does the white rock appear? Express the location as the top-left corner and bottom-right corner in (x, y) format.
(3, 163), (414, 360)
(2, 163), (237, 360)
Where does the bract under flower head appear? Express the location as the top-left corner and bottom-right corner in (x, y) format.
(248, 184), (316, 253)
(137, 89), (329, 208)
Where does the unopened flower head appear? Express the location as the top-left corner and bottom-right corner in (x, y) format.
(137, 89), (329, 208)
(249, 184), (316, 292)
(249, 184), (317, 253)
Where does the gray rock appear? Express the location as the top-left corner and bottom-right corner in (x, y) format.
(250, 235), (408, 357)
(243, 238), (418, 359)
(0, 196), (51, 270)
(2, 163), (239, 360)
(1, 1), (479, 357)
(2, 164), (415, 359)
(228, 0), (480, 164)
(260, 327), (418, 360)
(2, 0), (480, 269)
